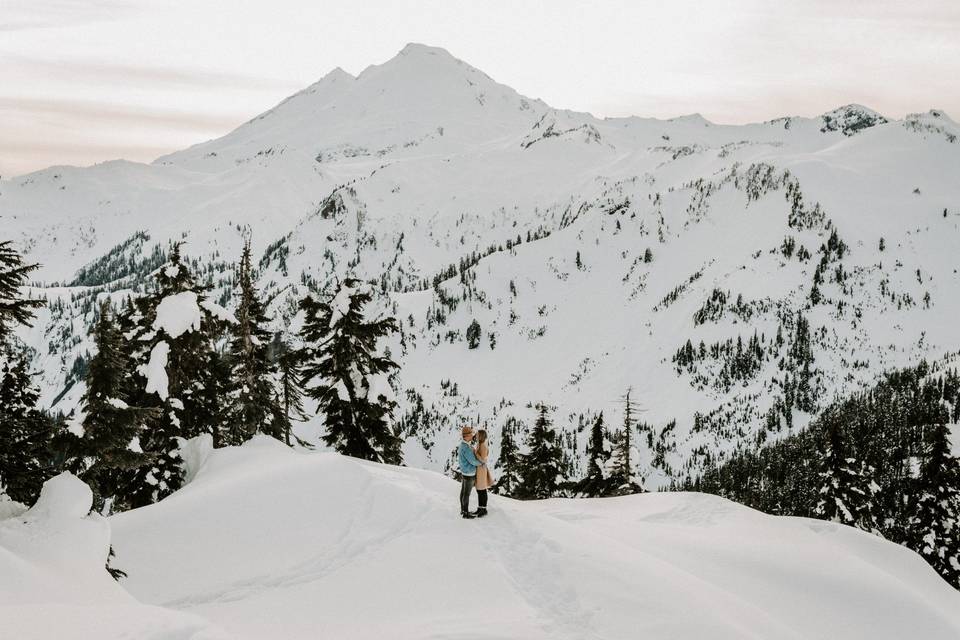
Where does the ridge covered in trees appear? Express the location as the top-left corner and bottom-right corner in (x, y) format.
(684, 360), (960, 588)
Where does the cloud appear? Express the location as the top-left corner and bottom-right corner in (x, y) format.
(0, 0), (136, 32)
(4, 55), (301, 93)
(0, 96), (244, 131)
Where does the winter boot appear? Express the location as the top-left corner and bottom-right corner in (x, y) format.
(461, 511), (476, 519)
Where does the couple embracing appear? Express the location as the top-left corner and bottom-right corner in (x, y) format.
(458, 425), (494, 519)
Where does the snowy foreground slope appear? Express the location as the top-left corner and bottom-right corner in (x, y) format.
(4, 42), (960, 484)
(95, 437), (960, 640)
(0, 473), (227, 640)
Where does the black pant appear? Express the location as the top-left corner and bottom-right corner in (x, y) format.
(460, 475), (476, 513)
(477, 489), (488, 509)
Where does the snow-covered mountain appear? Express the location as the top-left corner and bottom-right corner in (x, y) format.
(3, 43), (959, 486)
(6, 438), (960, 639)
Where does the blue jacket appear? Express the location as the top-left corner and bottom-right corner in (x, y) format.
(458, 440), (483, 477)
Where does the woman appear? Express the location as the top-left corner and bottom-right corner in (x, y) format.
(473, 429), (495, 517)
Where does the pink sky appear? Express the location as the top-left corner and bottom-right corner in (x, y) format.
(2, 0), (958, 177)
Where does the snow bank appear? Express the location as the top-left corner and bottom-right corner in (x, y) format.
(179, 433), (215, 484)
(0, 473), (228, 640)
(143, 341), (170, 399)
(200, 299), (236, 324)
(109, 443), (960, 640)
(154, 291), (202, 338)
(27, 471), (93, 520)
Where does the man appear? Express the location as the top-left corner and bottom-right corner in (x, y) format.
(458, 425), (485, 519)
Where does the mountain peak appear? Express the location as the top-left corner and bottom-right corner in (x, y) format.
(321, 66), (354, 83)
(819, 104), (888, 135)
(397, 42), (456, 58)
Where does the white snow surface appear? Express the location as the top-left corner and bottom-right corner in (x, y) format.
(143, 341), (171, 400)
(0, 472), (227, 640)
(200, 299), (236, 324)
(154, 291), (202, 339)
(94, 437), (960, 640)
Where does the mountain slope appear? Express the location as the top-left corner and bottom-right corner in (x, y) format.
(2, 43), (959, 489)
(105, 436), (960, 640)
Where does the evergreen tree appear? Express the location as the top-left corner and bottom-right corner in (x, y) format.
(0, 351), (53, 504)
(122, 245), (231, 506)
(910, 422), (960, 587)
(270, 333), (308, 446)
(605, 389), (644, 495)
(78, 301), (159, 511)
(0, 241), (51, 504)
(575, 413), (610, 497)
(494, 417), (522, 496)
(299, 279), (402, 464)
(466, 319), (482, 349)
(0, 240), (43, 343)
(814, 414), (878, 531)
(517, 404), (564, 499)
(225, 240), (277, 444)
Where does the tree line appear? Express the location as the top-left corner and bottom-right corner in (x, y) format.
(683, 361), (960, 589)
(0, 240), (402, 512)
(488, 389), (646, 500)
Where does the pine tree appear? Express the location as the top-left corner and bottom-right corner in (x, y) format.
(0, 241), (51, 504)
(299, 279), (402, 464)
(0, 240), (43, 343)
(270, 333), (308, 446)
(814, 414), (878, 530)
(122, 245), (231, 506)
(605, 389), (644, 495)
(466, 319), (482, 349)
(910, 422), (960, 587)
(78, 301), (159, 511)
(575, 412), (610, 497)
(225, 240), (277, 444)
(0, 351), (54, 504)
(494, 417), (522, 496)
(517, 403), (564, 499)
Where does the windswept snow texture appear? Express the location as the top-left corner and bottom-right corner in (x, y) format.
(109, 438), (960, 640)
(5, 42), (960, 486)
(0, 473), (227, 640)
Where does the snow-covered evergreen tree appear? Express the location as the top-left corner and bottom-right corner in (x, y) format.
(575, 413), (611, 497)
(0, 241), (43, 341)
(814, 416), (878, 531)
(910, 422), (960, 588)
(517, 404), (564, 499)
(269, 333), (308, 446)
(77, 301), (159, 511)
(299, 279), (402, 464)
(466, 319), (481, 349)
(605, 390), (644, 496)
(494, 417), (522, 496)
(0, 351), (53, 504)
(0, 241), (51, 504)
(225, 240), (277, 444)
(122, 245), (233, 506)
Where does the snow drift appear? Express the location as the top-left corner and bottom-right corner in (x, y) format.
(97, 437), (960, 639)
(0, 472), (227, 640)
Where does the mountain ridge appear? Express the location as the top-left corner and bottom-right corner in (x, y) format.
(2, 42), (959, 494)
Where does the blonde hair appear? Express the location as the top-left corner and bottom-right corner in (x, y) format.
(477, 429), (487, 444)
